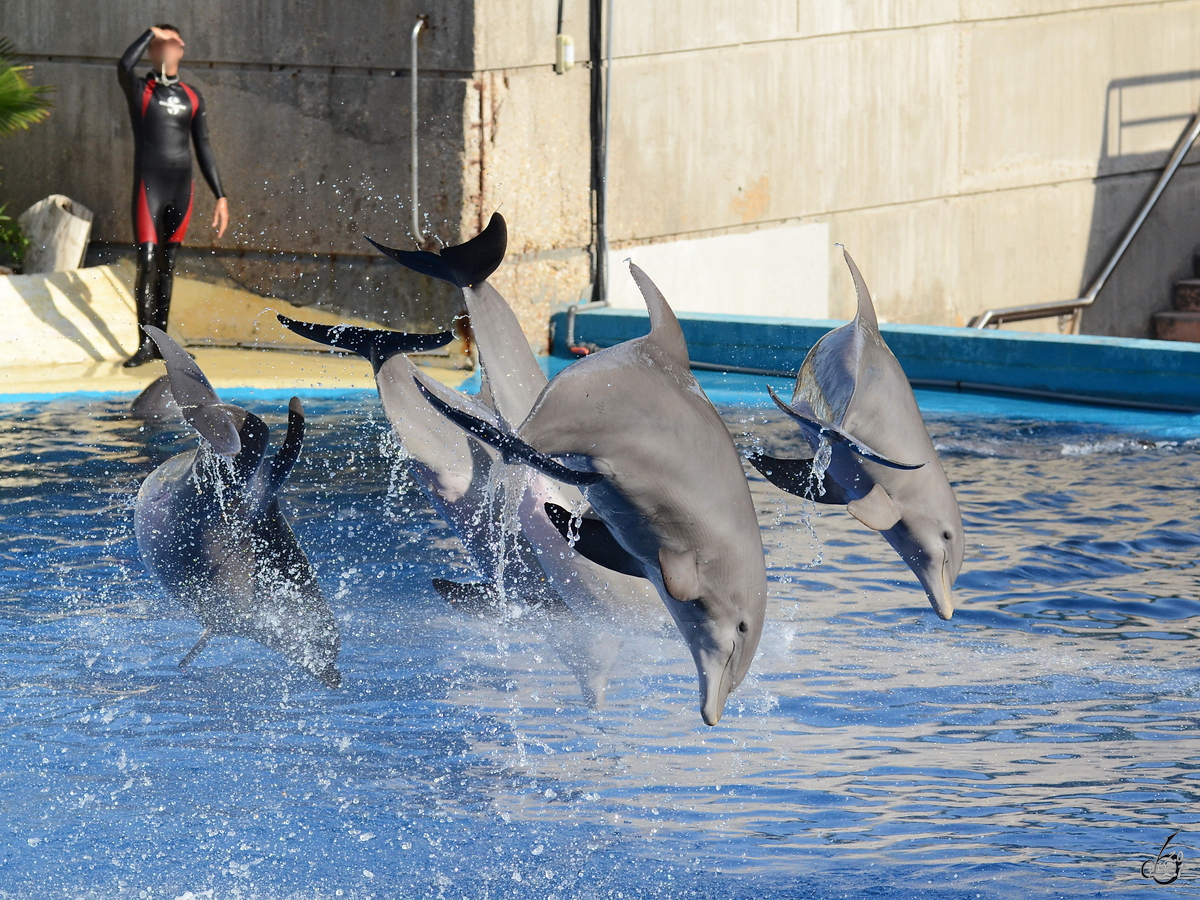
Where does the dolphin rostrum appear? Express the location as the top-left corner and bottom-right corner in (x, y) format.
(133, 326), (351, 687)
(279, 214), (661, 707)
(414, 261), (769, 726)
(747, 249), (964, 619)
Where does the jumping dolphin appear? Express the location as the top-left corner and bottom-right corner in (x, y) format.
(133, 327), (353, 687)
(278, 214), (661, 707)
(359, 213), (662, 627)
(414, 261), (768, 726)
(747, 249), (963, 619)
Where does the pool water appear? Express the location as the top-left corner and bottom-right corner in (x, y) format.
(1, 378), (1200, 899)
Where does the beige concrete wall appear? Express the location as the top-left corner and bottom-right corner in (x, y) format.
(468, 0), (1200, 340)
(5, 0), (1199, 348)
(594, 0), (1200, 333)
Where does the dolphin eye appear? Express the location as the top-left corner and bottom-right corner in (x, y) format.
(942, 531), (952, 541)
(738, 621), (748, 633)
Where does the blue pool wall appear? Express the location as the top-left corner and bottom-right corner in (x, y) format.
(549, 306), (1200, 410)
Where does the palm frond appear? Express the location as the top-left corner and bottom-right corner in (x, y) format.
(0, 37), (53, 137)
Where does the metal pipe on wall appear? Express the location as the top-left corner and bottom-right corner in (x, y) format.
(410, 17), (425, 243)
(588, 0), (612, 306)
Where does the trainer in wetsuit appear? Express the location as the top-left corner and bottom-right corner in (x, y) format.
(117, 24), (229, 367)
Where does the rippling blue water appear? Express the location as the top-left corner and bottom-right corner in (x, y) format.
(2, 376), (1200, 899)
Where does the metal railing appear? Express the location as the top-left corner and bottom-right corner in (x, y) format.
(969, 103), (1200, 330)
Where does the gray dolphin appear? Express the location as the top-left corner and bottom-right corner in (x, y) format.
(279, 214), (660, 707)
(362, 214), (662, 630)
(133, 326), (349, 687)
(747, 249), (963, 619)
(415, 261), (768, 726)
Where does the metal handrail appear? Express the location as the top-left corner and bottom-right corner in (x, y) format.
(970, 103), (1200, 330)
(410, 18), (425, 243)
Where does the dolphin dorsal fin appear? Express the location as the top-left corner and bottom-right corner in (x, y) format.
(627, 262), (689, 367)
(143, 325), (242, 456)
(842, 248), (879, 333)
(365, 213), (507, 288)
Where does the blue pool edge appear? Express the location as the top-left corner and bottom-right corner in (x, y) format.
(549, 306), (1200, 412)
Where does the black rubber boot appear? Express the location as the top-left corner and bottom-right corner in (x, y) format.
(123, 243), (162, 367)
(153, 242), (179, 333)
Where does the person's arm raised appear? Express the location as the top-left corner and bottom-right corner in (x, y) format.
(117, 29), (154, 95)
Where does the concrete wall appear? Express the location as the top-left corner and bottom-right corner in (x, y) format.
(587, 0), (1200, 334)
(4, 0), (1200, 347)
(0, 0), (472, 330)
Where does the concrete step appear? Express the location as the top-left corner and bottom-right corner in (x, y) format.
(1174, 278), (1200, 311)
(1154, 310), (1200, 342)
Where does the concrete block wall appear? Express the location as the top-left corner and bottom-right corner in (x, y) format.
(0, 0), (472, 330)
(587, 0), (1200, 334)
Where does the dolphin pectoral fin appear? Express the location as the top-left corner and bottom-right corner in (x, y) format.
(746, 452), (849, 504)
(659, 548), (702, 602)
(846, 483), (902, 531)
(414, 377), (603, 486)
(366, 212), (507, 288)
(179, 628), (214, 669)
(186, 406), (243, 457)
(143, 326), (242, 456)
(768, 386), (924, 471)
(276, 315), (454, 373)
(432, 578), (500, 616)
(266, 397), (305, 493)
(543, 503), (646, 579)
(129, 374), (178, 421)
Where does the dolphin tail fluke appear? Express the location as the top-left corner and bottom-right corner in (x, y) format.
(768, 386), (924, 471)
(179, 628), (214, 669)
(366, 212), (507, 288)
(746, 452), (850, 505)
(543, 503), (645, 579)
(144, 326), (242, 456)
(414, 376), (603, 486)
(276, 315), (454, 372)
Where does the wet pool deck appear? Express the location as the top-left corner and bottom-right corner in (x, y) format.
(0, 265), (472, 401)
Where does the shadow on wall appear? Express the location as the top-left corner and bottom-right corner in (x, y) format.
(1080, 70), (1200, 338)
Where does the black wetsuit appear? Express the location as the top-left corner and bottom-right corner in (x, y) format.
(118, 29), (224, 364)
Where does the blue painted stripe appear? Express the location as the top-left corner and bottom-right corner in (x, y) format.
(551, 307), (1200, 409)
